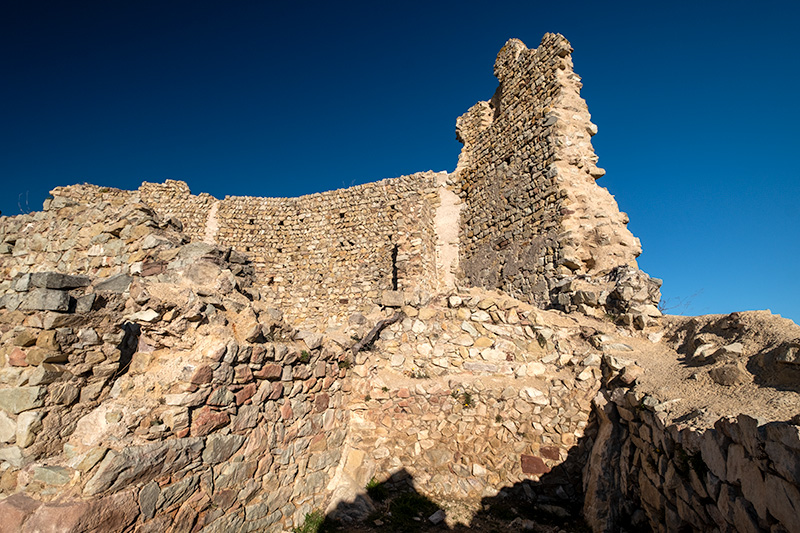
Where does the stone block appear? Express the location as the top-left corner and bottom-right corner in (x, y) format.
(765, 473), (800, 532)
(20, 288), (70, 312)
(203, 434), (245, 464)
(381, 290), (404, 307)
(30, 272), (90, 290)
(0, 411), (16, 443)
(93, 274), (132, 293)
(0, 386), (45, 414)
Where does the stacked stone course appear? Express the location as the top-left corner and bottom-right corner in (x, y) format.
(585, 389), (800, 533)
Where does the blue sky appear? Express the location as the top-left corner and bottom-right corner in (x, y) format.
(1, 1), (798, 322)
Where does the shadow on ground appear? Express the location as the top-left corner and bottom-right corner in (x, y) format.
(304, 423), (599, 533)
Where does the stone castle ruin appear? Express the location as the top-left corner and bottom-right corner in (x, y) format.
(0, 34), (798, 532)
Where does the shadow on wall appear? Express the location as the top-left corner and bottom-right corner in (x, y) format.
(309, 436), (604, 532)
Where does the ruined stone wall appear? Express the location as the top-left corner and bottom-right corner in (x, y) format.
(46, 35), (658, 325)
(585, 389), (800, 532)
(213, 172), (440, 325)
(50, 173), (441, 327)
(452, 34), (644, 310)
(138, 180), (218, 243)
(330, 289), (602, 518)
(0, 203), (352, 532)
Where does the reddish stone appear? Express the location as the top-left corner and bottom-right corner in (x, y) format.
(280, 402), (293, 420)
(397, 388), (410, 398)
(235, 383), (256, 405)
(190, 406), (230, 437)
(256, 455), (274, 477)
(175, 428), (190, 438)
(8, 347), (28, 367)
(303, 377), (317, 393)
(268, 382), (283, 400)
(540, 446), (560, 461)
(234, 364), (253, 384)
(0, 493), (42, 533)
(20, 489), (137, 533)
(211, 489), (238, 512)
(313, 392), (329, 413)
(253, 364), (282, 380)
(521, 454), (551, 475)
(190, 365), (213, 385)
(140, 261), (166, 276)
(309, 433), (327, 452)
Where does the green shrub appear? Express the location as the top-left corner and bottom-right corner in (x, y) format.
(365, 477), (387, 501)
(292, 510), (325, 533)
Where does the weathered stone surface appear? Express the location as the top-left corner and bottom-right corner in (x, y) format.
(33, 466), (72, 486)
(29, 272), (91, 290)
(709, 364), (746, 386)
(93, 274), (132, 293)
(0, 386), (45, 414)
(20, 288), (70, 312)
(16, 411), (43, 448)
(0, 411), (16, 443)
(765, 473), (800, 532)
(203, 434), (245, 464)
(21, 489), (139, 533)
(254, 363), (282, 380)
(381, 290), (404, 307)
(156, 474), (198, 511)
(138, 481), (160, 520)
(520, 454), (550, 475)
(84, 438), (203, 495)
(0, 494), (43, 533)
(190, 407), (229, 437)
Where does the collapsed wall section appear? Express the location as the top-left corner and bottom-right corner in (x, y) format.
(0, 202), (352, 532)
(50, 173), (442, 327)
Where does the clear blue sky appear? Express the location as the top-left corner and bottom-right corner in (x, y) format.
(2, 1), (798, 322)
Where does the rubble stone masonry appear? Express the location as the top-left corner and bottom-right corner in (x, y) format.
(51, 33), (653, 327)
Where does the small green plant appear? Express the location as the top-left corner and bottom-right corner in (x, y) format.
(409, 367), (429, 379)
(338, 358), (351, 369)
(98, 187), (111, 193)
(387, 492), (440, 531)
(364, 394), (372, 402)
(381, 386), (389, 392)
(292, 510), (325, 533)
(495, 414), (503, 423)
(451, 389), (460, 400)
(365, 477), (387, 501)
(299, 350), (310, 363)
(462, 391), (474, 408)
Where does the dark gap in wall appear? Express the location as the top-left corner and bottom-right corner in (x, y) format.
(391, 245), (399, 291)
(248, 218), (254, 224)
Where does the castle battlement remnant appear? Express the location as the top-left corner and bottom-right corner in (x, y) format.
(49, 33), (659, 328)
